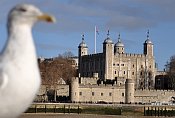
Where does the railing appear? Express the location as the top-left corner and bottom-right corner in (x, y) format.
(144, 107), (175, 117)
(26, 104), (81, 114)
(25, 104), (122, 115)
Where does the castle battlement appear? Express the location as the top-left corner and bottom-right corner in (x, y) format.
(82, 53), (103, 58)
(79, 83), (125, 88)
(115, 53), (145, 58)
(135, 89), (175, 93)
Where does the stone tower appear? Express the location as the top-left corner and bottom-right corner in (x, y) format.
(103, 30), (114, 80)
(125, 79), (135, 103)
(78, 35), (88, 76)
(114, 33), (125, 54)
(143, 30), (155, 89)
(143, 30), (153, 56)
(71, 77), (79, 102)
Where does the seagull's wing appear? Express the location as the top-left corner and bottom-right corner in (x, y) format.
(0, 69), (8, 90)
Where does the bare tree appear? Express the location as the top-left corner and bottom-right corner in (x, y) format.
(165, 55), (175, 89)
(62, 51), (74, 59)
(38, 53), (76, 102)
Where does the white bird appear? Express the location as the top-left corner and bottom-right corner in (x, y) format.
(0, 4), (55, 118)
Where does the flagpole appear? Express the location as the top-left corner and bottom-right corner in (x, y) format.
(95, 26), (96, 54)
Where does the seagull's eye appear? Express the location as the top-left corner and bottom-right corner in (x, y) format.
(19, 8), (27, 12)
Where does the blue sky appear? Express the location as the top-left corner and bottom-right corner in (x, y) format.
(0, 0), (175, 70)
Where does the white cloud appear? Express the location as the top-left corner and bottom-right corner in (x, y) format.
(1, 0), (175, 32)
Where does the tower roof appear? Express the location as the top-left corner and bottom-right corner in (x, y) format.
(79, 34), (88, 48)
(115, 33), (124, 47)
(145, 39), (152, 44)
(103, 30), (113, 44)
(144, 30), (153, 44)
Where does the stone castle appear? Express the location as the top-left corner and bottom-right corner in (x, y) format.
(36, 30), (175, 104)
(78, 31), (156, 89)
(70, 30), (175, 104)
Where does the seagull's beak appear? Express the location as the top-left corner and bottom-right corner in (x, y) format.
(37, 14), (56, 23)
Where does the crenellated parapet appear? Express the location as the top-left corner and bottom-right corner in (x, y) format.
(135, 89), (175, 93)
(82, 53), (103, 59)
(115, 53), (145, 58)
(79, 77), (98, 85)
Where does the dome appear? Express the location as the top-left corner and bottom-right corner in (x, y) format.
(115, 33), (124, 47)
(145, 30), (153, 44)
(79, 40), (87, 48)
(103, 37), (113, 44)
(145, 39), (152, 44)
(79, 35), (88, 48)
(115, 40), (124, 47)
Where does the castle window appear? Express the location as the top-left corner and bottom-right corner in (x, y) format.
(148, 72), (152, 77)
(92, 92), (95, 96)
(121, 64), (124, 66)
(149, 65), (151, 68)
(101, 93), (104, 96)
(109, 92), (112, 96)
(124, 71), (125, 74)
(141, 65), (143, 68)
(115, 71), (116, 74)
(79, 92), (82, 96)
(133, 64), (134, 68)
(140, 72), (142, 76)
(132, 72), (134, 75)
(117, 64), (119, 66)
(149, 82), (151, 86)
(113, 63), (115, 66)
(122, 93), (124, 96)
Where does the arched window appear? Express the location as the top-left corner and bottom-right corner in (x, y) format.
(140, 72), (142, 76)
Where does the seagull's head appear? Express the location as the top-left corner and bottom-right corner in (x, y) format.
(8, 4), (55, 27)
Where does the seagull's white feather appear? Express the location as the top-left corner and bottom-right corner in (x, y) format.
(0, 4), (55, 118)
(0, 72), (8, 90)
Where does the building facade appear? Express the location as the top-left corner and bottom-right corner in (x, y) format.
(78, 31), (157, 89)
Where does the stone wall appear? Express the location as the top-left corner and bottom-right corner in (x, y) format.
(78, 84), (125, 103)
(134, 89), (175, 103)
(70, 77), (175, 104)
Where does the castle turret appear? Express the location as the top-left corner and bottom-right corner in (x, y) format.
(114, 33), (125, 54)
(143, 30), (153, 56)
(143, 30), (155, 89)
(103, 30), (114, 80)
(71, 77), (79, 102)
(78, 34), (88, 57)
(78, 35), (88, 77)
(125, 79), (135, 104)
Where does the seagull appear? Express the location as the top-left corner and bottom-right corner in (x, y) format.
(0, 4), (55, 118)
